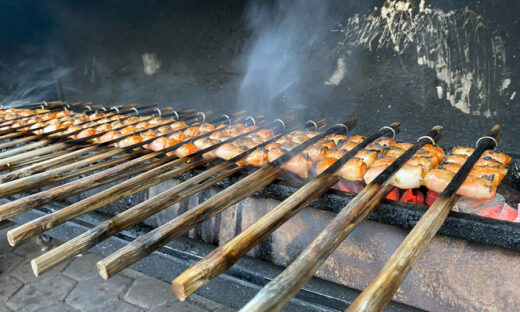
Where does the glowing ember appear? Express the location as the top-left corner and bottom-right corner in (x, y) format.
(399, 188), (424, 205)
(386, 188), (401, 201)
(425, 190), (439, 206)
(477, 204), (519, 222)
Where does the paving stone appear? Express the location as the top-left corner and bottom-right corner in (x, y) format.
(62, 256), (99, 281)
(149, 298), (235, 312)
(6, 274), (77, 312)
(13, 237), (44, 259)
(120, 267), (148, 280)
(97, 300), (144, 312)
(123, 276), (173, 309)
(0, 305), (13, 312)
(149, 300), (208, 312)
(38, 303), (76, 312)
(187, 293), (236, 312)
(0, 223), (16, 255)
(0, 275), (23, 302)
(1, 230), (233, 312)
(65, 275), (132, 312)
(0, 252), (24, 272)
(72, 252), (102, 263)
(10, 256), (70, 283)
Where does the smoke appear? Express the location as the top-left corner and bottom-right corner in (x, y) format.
(237, 0), (335, 117)
(0, 52), (75, 106)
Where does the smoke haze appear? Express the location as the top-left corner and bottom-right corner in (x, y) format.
(237, 0), (336, 119)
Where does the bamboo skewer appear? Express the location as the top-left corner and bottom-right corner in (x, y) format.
(6, 156), (206, 246)
(0, 109), (197, 182)
(0, 112), (235, 217)
(0, 104), (101, 135)
(0, 147), (124, 197)
(0, 140), (62, 159)
(0, 145), (97, 182)
(0, 104), (151, 145)
(0, 134), (42, 149)
(6, 150), (74, 170)
(0, 105), (163, 163)
(239, 125), (443, 312)
(0, 104), (75, 128)
(95, 118), (358, 280)
(170, 122), (401, 300)
(0, 150), (159, 221)
(346, 125), (500, 312)
(4, 115), (270, 244)
(30, 121), (292, 275)
(32, 164), (242, 276)
(98, 165), (283, 279)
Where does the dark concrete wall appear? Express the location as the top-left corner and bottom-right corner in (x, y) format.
(0, 0), (519, 154)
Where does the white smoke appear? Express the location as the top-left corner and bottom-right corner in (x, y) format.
(237, 0), (334, 116)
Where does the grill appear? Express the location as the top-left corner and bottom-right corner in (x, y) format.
(2, 1), (520, 311)
(0, 101), (518, 312)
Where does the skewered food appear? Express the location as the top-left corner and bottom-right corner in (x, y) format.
(206, 129), (510, 201)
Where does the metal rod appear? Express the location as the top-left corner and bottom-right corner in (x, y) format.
(346, 125), (500, 312)
(4, 116), (265, 243)
(95, 118), (357, 280)
(30, 118), (294, 275)
(171, 122), (401, 300)
(239, 125), (443, 312)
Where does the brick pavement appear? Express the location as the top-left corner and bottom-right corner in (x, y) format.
(0, 221), (234, 312)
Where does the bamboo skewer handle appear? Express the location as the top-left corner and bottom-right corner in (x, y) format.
(7, 150), (73, 170)
(241, 183), (393, 312)
(0, 148), (124, 197)
(173, 173), (340, 300)
(6, 156), (208, 246)
(240, 126), (443, 312)
(346, 195), (459, 312)
(95, 121), (356, 279)
(96, 165), (283, 280)
(31, 122), (288, 275)
(0, 139), (53, 160)
(346, 125), (500, 312)
(6, 118), (269, 212)
(171, 122), (401, 300)
(1, 115), (264, 219)
(32, 164), (241, 276)
(31, 122), (289, 275)
(0, 132), (36, 145)
(0, 151), (149, 220)
(0, 145), (96, 183)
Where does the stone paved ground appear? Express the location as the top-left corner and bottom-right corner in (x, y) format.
(0, 221), (234, 312)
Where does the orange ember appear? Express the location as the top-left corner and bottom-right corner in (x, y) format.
(399, 188), (424, 205)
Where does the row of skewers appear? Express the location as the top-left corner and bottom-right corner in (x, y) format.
(0, 101), (512, 311)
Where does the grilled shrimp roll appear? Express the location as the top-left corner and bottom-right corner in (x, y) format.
(424, 169), (496, 199)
